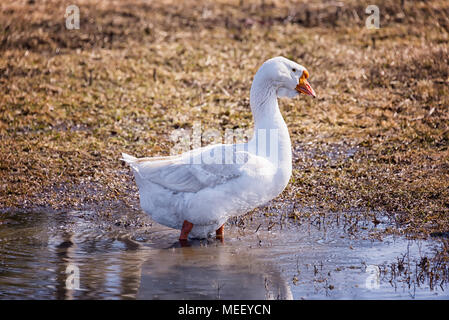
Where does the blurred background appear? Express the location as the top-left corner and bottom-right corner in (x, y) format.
(0, 0), (448, 238)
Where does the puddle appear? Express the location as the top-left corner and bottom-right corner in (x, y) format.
(0, 210), (448, 299)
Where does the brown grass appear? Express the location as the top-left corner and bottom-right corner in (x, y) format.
(0, 0), (448, 236)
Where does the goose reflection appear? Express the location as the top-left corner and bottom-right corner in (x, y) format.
(137, 240), (293, 300)
(42, 211), (293, 299)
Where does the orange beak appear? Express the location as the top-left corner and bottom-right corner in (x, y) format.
(295, 70), (316, 98)
(296, 80), (316, 98)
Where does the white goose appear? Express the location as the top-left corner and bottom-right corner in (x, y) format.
(122, 57), (316, 241)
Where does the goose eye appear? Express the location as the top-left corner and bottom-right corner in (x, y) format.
(292, 68), (297, 73)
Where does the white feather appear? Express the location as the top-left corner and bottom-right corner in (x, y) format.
(121, 57), (310, 238)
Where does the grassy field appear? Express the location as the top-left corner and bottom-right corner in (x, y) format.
(0, 0), (448, 236)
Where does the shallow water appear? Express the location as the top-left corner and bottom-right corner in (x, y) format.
(0, 210), (448, 299)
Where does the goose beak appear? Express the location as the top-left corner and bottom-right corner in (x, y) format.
(296, 80), (316, 98)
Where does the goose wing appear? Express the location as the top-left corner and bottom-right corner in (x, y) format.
(122, 144), (258, 193)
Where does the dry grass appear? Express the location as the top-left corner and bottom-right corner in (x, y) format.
(0, 0), (448, 236)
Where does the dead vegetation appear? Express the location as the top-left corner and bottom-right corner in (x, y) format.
(0, 0), (448, 236)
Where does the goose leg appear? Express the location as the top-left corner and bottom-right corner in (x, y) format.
(216, 224), (224, 239)
(179, 220), (194, 241)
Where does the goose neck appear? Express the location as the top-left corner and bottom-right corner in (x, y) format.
(250, 79), (280, 128)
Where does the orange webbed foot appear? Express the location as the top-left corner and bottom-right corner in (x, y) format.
(179, 220), (194, 241)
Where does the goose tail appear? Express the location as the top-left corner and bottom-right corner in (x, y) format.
(121, 153), (145, 190)
(121, 152), (141, 175)
(121, 152), (137, 163)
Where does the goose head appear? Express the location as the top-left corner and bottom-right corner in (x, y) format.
(252, 56), (316, 99)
